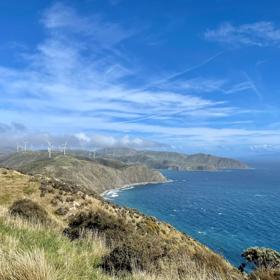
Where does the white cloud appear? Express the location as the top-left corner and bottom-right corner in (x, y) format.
(0, 3), (278, 155)
(205, 21), (280, 47)
(0, 3), (236, 130)
(75, 132), (91, 143)
(41, 2), (133, 48)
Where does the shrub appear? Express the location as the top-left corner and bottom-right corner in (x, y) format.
(64, 209), (179, 274)
(9, 199), (50, 224)
(101, 236), (165, 273)
(64, 209), (134, 243)
(242, 247), (280, 269)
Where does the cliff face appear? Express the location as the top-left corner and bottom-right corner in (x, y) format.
(96, 148), (249, 171)
(0, 152), (166, 194)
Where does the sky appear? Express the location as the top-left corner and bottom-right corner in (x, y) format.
(0, 0), (280, 156)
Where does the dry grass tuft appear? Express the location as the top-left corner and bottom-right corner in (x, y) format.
(248, 268), (280, 280)
(0, 249), (57, 280)
(0, 207), (110, 280)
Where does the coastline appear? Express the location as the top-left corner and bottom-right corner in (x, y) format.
(101, 179), (173, 199)
(100, 167), (251, 199)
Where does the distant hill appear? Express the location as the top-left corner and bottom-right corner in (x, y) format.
(96, 148), (249, 171)
(0, 152), (166, 194)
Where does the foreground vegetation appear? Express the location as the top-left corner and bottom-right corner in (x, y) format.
(0, 206), (243, 280)
(0, 167), (279, 279)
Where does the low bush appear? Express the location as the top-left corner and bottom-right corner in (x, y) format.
(242, 247), (280, 269)
(64, 209), (229, 276)
(64, 209), (134, 243)
(102, 236), (167, 273)
(9, 199), (50, 224)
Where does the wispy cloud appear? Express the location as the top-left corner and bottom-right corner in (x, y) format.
(205, 21), (280, 47)
(0, 3), (278, 154)
(42, 2), (133, 48)
(0, 3), (236, 130)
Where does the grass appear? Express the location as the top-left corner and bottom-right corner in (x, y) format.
(0, 168), (39, 205)
(0, 205), (243, 280)
(0, 168), (252, 280)
(0, 207), (111, 280)
(0, 249), (57, 280)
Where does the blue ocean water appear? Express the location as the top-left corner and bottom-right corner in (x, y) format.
(105, 161), (280, 267)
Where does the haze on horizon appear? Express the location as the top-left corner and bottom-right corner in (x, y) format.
(0, 0), (280, 158)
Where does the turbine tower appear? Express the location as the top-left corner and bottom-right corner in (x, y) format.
(23, 141), (28, 152)
(62, 141), (68, 155)
(90, 148), (96, 159)
(47, 141), (52, 159)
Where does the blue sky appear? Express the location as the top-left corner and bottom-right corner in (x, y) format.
(0, 0), (280, 156)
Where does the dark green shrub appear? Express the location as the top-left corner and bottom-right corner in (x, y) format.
(63, 209), (134, 243)
(9, 198), (50, 224)
(63, 209), (169, 273)
(242, 247), (280, 269)
(102, 235), (166, 273)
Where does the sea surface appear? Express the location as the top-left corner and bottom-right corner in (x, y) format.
(104, 161), (280, 267)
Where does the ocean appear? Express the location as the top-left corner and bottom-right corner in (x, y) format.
(103, 161), (280, 267)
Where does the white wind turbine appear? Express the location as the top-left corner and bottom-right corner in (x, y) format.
(23, 141), (28, 152)
(90, 148), (96, 159)
(62, 141), (68, 155)
(47, 141), (52, 158)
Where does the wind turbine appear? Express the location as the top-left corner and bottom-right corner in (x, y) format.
(47, 141), (52, 158)
(90, 148), (96, 159)
(62, 141), (68, 155)
(23, 141), (28, 152)
(16, 143), (20, 152)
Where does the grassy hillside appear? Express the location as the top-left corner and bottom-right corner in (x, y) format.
(96, 148), (249, 171)
(0, 167), (278, 279)
(0, 152), (166, 194)
(0, 167), (245, 280)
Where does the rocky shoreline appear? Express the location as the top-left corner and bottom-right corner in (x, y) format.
(100, 179), (173, 199)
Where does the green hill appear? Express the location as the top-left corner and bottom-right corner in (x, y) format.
(0, 152), (166, 194)
(96, 148), (249, 171)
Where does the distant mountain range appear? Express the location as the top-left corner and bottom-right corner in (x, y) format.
(95, 148), (249, 171)
(0, 149), (248, 195)
(0, 152), (166, 194)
